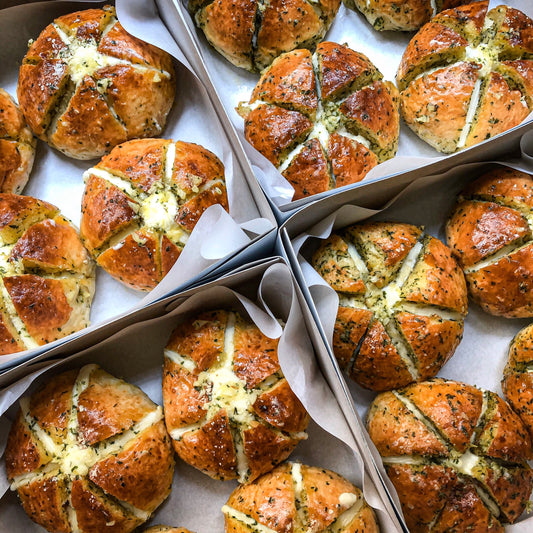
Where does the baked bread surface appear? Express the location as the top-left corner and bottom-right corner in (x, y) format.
(162, 310), (309, 483)
(0, 89), (36, 193)
(239, 42), (399, 200)
(397, 1), (533, 153)
(80, 138), (228, 291)
(5, 364), (175, 533)
(0, 193), (95, 355)
(17, 6), (175, 160)
(367, 379), (533, 533)
(312, 221), (467, 391)
(189, 0), (341, 72)
(446, 168), (533, 317)
(346, 0), (476, 31)
(502, 323), (533, 442)
(223, 462), (379, 532)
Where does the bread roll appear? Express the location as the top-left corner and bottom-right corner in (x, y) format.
(238, 42), (399, 200)
(367, 379), (533, 533)
(0, 193), (94, 355)
(162, 310), (309, 483)
(346, 0), (476, 31)
(17, 6), (175, 160)
(0, 89), (36, 193)
(502, 323), (533, 442)
(223, 462), (379, 532)
(446, 168), (533, 317)
(5, 364), (175, 533)
(189, 0), (341, 72)
(312, 222), (467, 391)
(397, 1), (533, 153)
(80, 138), (228, 291)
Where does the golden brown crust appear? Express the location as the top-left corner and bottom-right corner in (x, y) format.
(312, 222), (467, 391)
(163, 310), (309, 483)
(367, 379), (533, 533)
(5, 365), (174, 533)
(17, 6), (175, 159)
(0, 89), (36, 194)
(398, 2), (533, 153)
(192, 0), (340, 72)
(0, 193), (94, 354)
(502, 323), (533, 442)
(80, 139), (229, 291)
(241, 42), (399, 199)
(446, 169), (533, 317)
(224, 463), (379, 532)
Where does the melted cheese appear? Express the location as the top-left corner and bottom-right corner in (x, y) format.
(221, 506), (278, 533)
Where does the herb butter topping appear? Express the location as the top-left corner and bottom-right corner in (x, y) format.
(10, 365), (162, 532)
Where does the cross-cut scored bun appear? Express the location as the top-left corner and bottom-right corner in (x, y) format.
(189, 0), (341, 72)
(367, 379), (533, 533)
(162, 310), (309, 483)
(17, 6), (175, 160)
(5, 364), (175, 533)
(223, 462), (379, 532)
(80, 138), (228, 291)
(446, 168), (533, 317)
(502, 323), (533, 442)
(397, 1), (533, 153)
(312, 222), (467, 391)
(0, 89), (36, 194)
(346, 0), (477, 32)
(0, 193), (95, 355)
(239, 42), (399, 200)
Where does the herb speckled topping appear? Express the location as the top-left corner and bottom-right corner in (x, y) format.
(223, 462), (379, 532)
(346, 0), (477, 32)
(0, 193), (95, 355)
(312, 221), (467, 391)
(502, 323), (533, 443)
(0, 89), (36, 194)
(446, 167), (533, 317)
(162, 310), (309, 484)
(5, 364), (175, 533)
(367, 378), (533, 533)
(397, 1), (533, 154)
(239, 42), (400, 200)
(189, 0), (341, 72)
(80, 138), (228, 292)
(17, 6), (175, 160)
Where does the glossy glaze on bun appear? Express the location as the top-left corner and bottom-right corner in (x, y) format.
(367, 379), (533, 533)
(5, 364), (175, 533)
(162, 310), (309, 483)
(446, 168), (533, 317)
(223, 462), (380, 532)
(397, 1), (533, 153)
(189, 0), (341, 72)
(239, 42), (399, 200)
(312, 221), (467, 391)
(347, 0), (477, 31)
(0, 89), (35, 193)
(0, 193), (95, 355)
(17, 6), (175, 159)
(80, 138), (228, 291)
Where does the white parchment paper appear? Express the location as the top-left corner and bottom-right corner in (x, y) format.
(0, 0), (274, 370)
(288, 135), (533, 529)
(0, 261), (399, 532)
(175, 0), (533, 209)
